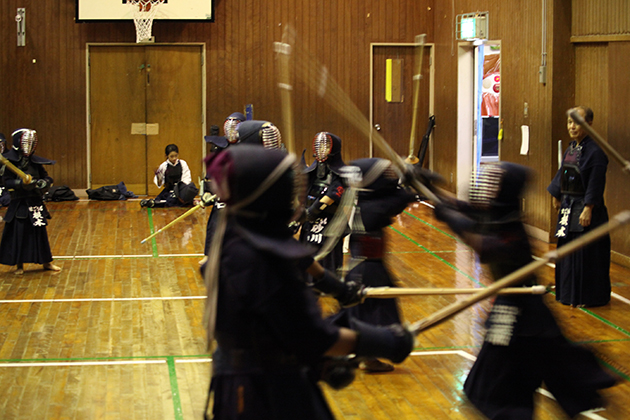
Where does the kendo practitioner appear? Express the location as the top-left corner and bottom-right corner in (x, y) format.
(0, 129), (60, 275)
(141, 143), (197, 208)
(200, 121), (363, 308)
(199, 119), (282, 266)
(433, 162), (617, 419)
(0, 133), (11, 207)
(547, 106), (611, 307)
(199, 112), (248, 265)
(203, 145), (414, 420)
(299, 132), (346, 279)
(330, 158), (418, 372)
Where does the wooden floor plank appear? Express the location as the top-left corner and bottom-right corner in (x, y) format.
(0, 200), (629, 418)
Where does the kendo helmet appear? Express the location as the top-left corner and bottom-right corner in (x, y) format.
(469, 162), (532, 216)
(236, 120), (283, 149)
(312, 132), (342, 163)
(12, 128), (38, 157)
(205, 145), (302, 230)
(223, 112), (246, 144)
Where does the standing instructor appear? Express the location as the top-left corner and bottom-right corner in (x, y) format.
(548, 106), (611, 307)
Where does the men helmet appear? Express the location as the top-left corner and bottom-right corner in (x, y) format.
(236, 120), (283, 150)
(12, 128), (38, 157)
(304, 132), (345, 179)
(312, 132), (342, 163)
(224, 112), (246, 144)
(469, 162), (532, 216)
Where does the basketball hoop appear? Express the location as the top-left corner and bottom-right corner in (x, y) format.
(127, 0), (164, 43)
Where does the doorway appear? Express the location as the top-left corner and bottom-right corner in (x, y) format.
(456, 40), (501, 199)
(87, 44), (206, 196)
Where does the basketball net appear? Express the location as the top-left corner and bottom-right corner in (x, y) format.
(128, 0), (164, 43)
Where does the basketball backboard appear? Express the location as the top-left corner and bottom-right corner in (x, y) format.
(76, 0), (214, 21)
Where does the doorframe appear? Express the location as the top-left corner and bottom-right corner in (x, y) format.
(456, 40), (501, 199)
(478, 41), (501, 164)
(85, 42), (207, 189)
(369, 42), (435, 167)
(457, 41), (475, 200)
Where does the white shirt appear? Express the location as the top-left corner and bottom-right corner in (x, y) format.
(153, 159), (192, 188)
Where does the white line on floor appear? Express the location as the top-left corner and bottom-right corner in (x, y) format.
(410, 350), (477, 362)
(175, 358), (212, 364)
(0, 296), (207, 304)
(0, 360), (166, 367)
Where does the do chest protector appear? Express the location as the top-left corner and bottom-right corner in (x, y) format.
(560, 145), (585, 195)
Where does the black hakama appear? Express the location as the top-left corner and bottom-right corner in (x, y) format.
(0, 212), (53, 265)
(463, 294), (616, 419)
(0, 160), (54, 267)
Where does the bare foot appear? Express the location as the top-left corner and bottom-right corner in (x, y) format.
(198, 255), (208, 266)
(43, 262), (61, 272)
(14, 268), (24, 275)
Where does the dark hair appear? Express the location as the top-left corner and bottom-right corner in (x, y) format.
(165, 144), (179, 155)
(574, 106), (594, 124)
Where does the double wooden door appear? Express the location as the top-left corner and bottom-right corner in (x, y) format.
(88, 44), (204, 196)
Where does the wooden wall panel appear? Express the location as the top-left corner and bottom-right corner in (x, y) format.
(574, 44), (608, 143)
(571, 0), (630, 261)
(573, 0), (630, 36)
(0, 0), (432, 189)
(607, 42), (630, 260)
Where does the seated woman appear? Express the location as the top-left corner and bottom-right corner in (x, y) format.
(141, 144), (197, 208)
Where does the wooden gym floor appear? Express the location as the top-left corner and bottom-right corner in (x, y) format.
(1, 199), (629, 419)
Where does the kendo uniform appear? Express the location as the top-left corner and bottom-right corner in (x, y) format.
(201, 121), (363, 307)
(0, 129), (56, 267)
(333, 158), (416, 327)
(202, 119), (282, 257)
(204, 146), (414, 420)
(148, 157), (194, 208)
(548, 136), (611, 307)
(435, 162), (616, 420)
(202, 113), (247, 258)
(299, 133), (346, 279)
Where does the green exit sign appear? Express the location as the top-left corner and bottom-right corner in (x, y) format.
(456, 12), (488, 40)
(461, 17), (476, 39)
